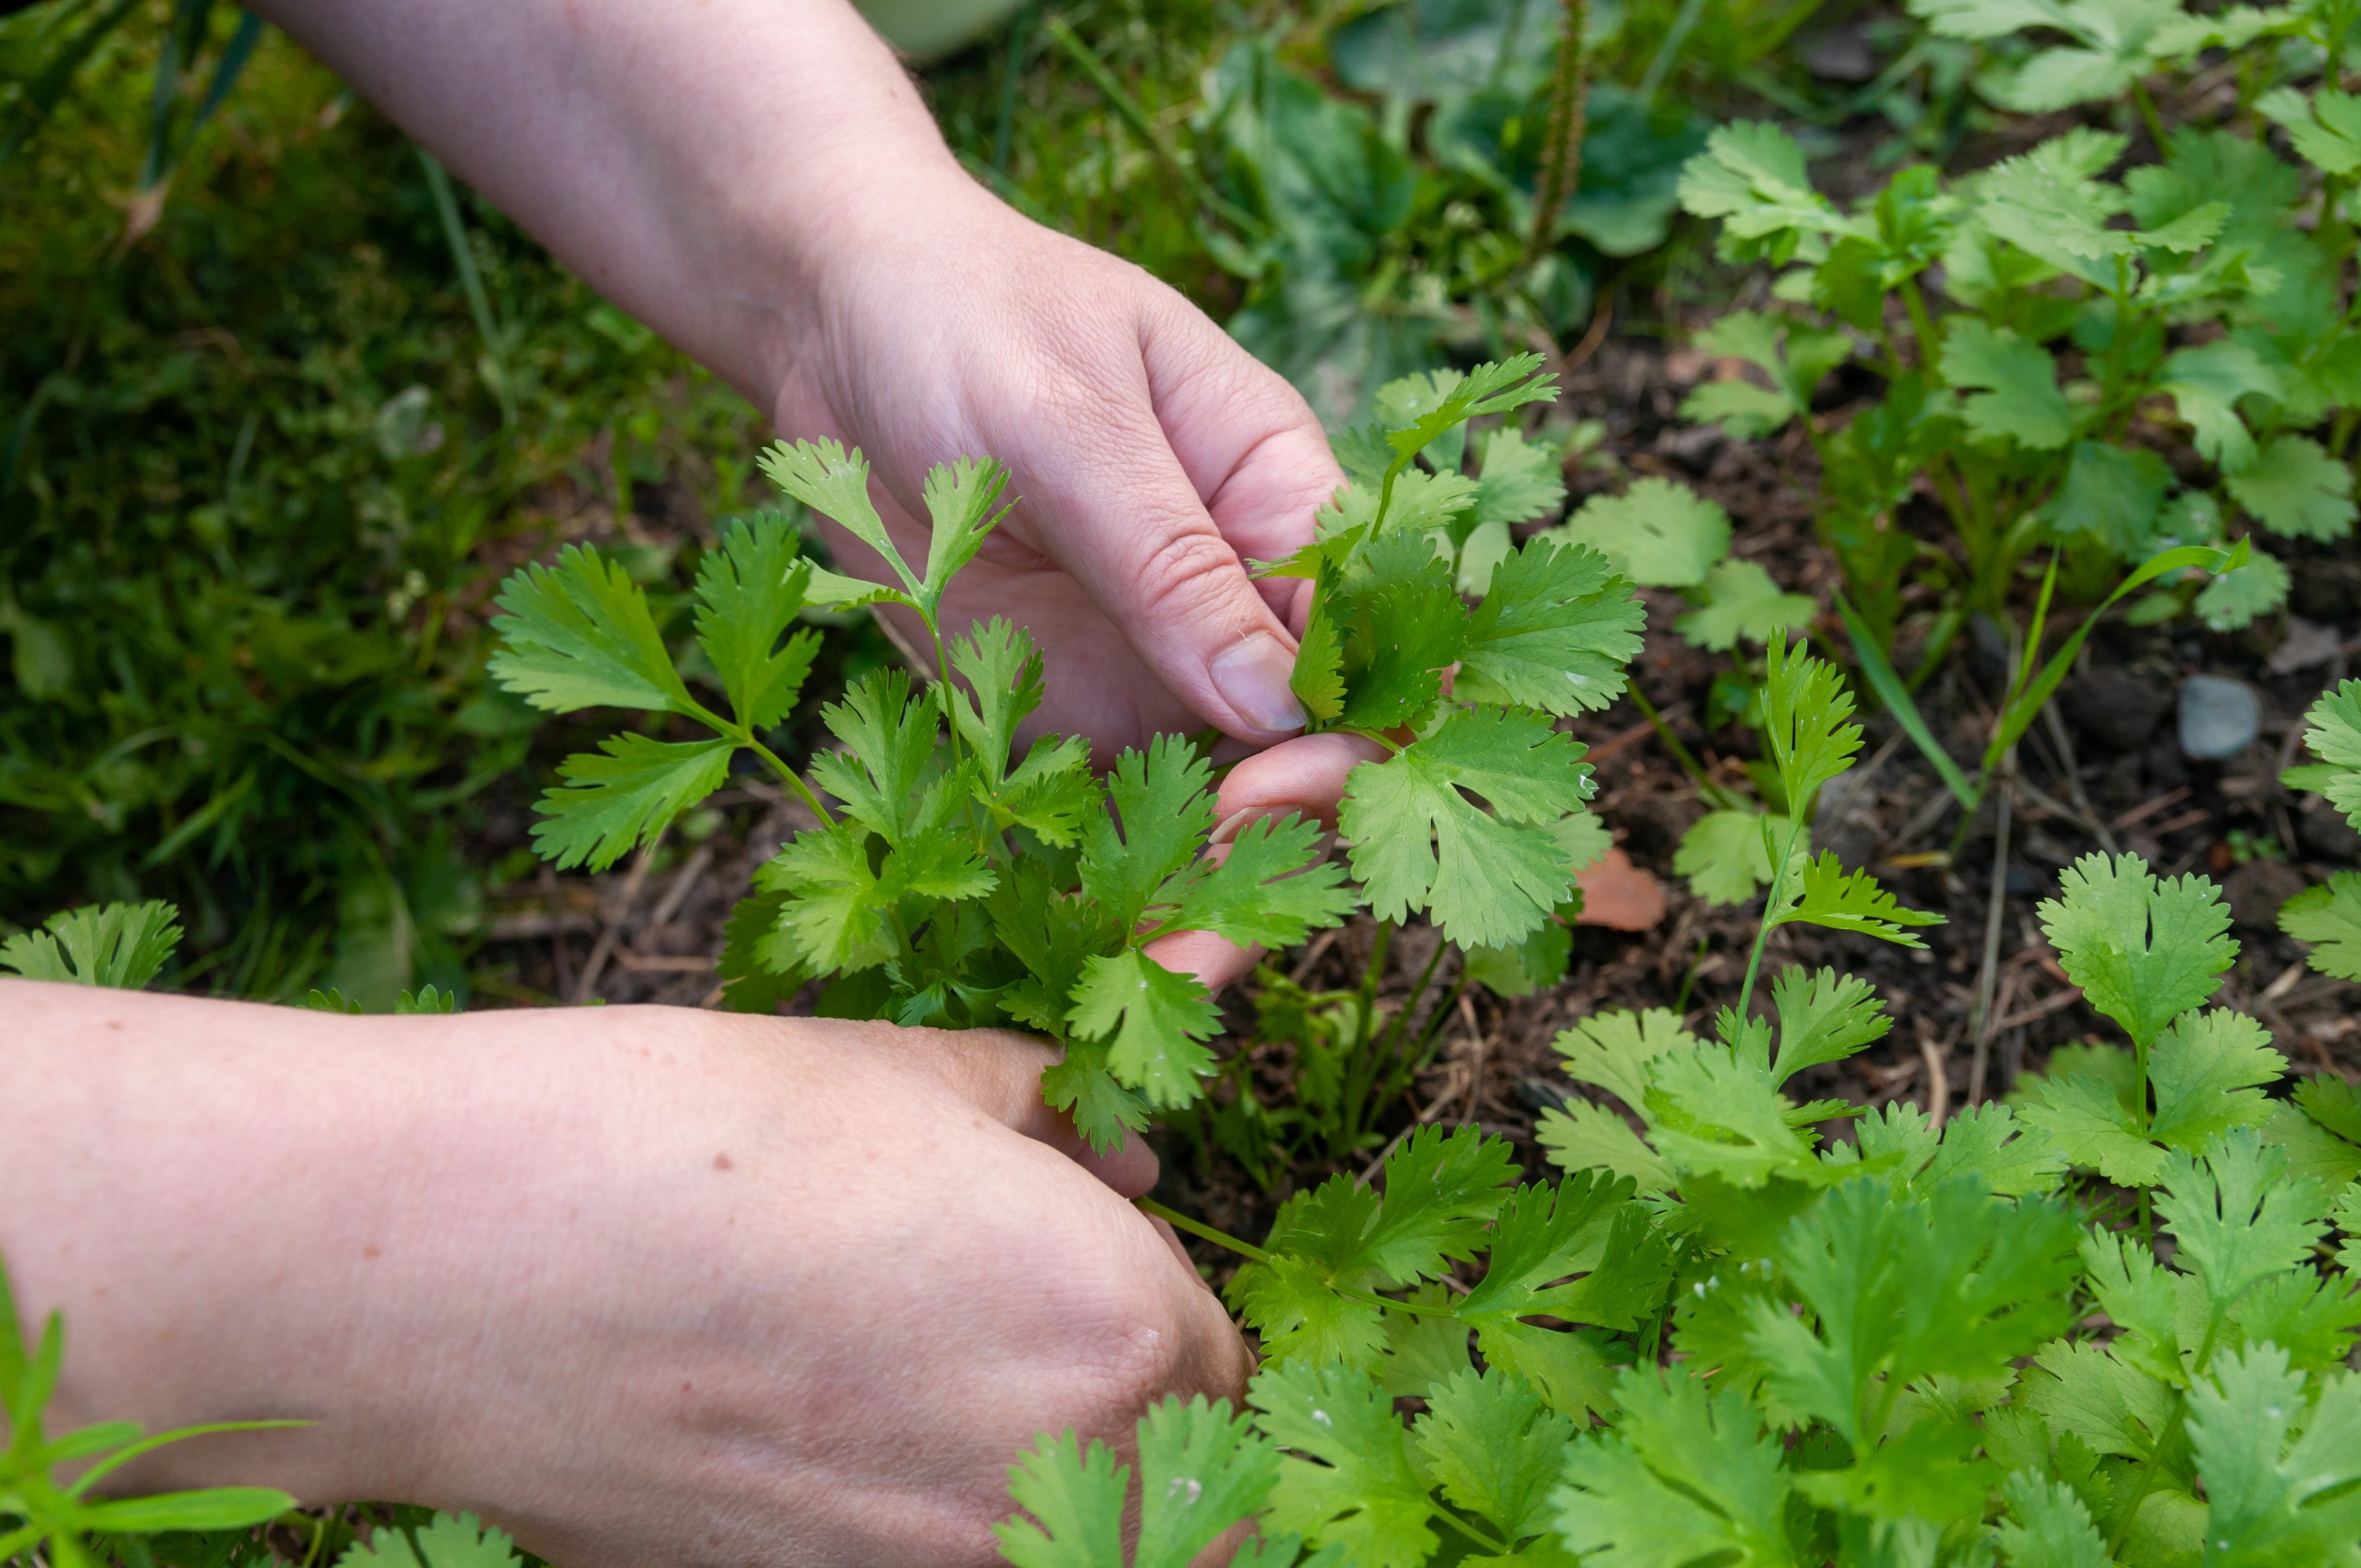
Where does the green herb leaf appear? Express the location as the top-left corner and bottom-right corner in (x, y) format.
(1457, 538), (1643, 715)
(490, 546), (694, 714)
(1068, 947), (1221, 1109)
(531, 734), (734, 872)
(0, 900), (180, 989)
(693, 513), (819, 730)
(1340, 706), (1597, 948)
(1557, 479), (1732, 589)
(2038, 852), (2234, 1048)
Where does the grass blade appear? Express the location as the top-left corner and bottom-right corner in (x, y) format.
(1840, 594), (1977, 810)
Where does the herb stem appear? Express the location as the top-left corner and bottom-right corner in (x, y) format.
(746, 737), (835, 827)
(1737, 815), (1804, 1018)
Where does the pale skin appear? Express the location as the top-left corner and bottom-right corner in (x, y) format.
(0, 0), (1392, 1562)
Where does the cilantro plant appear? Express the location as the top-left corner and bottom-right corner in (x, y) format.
(1675, 113), (2341, 667)
(2281, 677), (2361, 987)
(1166, 355), (1654, 1177)
(1004, 787), (2361, 1565)
(489, 442), (1354, 1151)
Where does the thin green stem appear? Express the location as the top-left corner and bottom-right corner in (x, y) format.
(746, 737), (835, 828)
(1626, 686), (1729, 802)
(1133, 1197), (1466, 1321)
(2129, 78), (2169, 151)
(1898, 275), (1942, 364)
(1430, 1508), (1513, 1557)
(1737, 815), (1806, 1018)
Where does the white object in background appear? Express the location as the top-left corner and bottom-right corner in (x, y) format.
(855, 0), (1026, 60)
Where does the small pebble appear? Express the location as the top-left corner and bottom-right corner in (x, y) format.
(2179, 675), (2261, 761)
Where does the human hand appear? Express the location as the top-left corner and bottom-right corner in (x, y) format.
(769, 169), (1343, 755)
(1, 987), (1244, 1567)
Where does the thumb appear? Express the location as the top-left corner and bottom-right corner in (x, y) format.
(987, 302), (1338, 746)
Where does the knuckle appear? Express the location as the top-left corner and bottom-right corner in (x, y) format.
(1133, 528), (1249, 626)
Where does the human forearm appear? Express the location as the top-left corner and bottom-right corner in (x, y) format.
(246, 0), (952, 412)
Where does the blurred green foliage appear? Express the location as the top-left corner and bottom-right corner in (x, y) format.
(0, 4), (764, 1001)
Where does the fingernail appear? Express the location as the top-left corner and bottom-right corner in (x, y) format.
(1209, 632), (1306, 736)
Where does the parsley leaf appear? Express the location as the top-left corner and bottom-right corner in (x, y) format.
(489, 545), (694, 715)
(1252, 1361), (1437, 1568)
(1471, 426), (1566, 528)
(693, 513), (819, 730)
(1553, 1368), (1795, 1568)
(1675, 809), (1793, 906)
(0, 900), (180, 989)
(1412, 1369), (1576, 1547)
(2225, 434), (2356, 541)
(1334, 531), (1466, 732)
(1767, 851), (1945, 947)
(997, 1394), (1276, 1568)
(1068, 948), (1222, 1109)
(1760, 631), (1862, 821)
(2186, 1344), (2361, 1562)
(1079, 737), (1219, 935)
(1674, 558), (1816, 653)
(1456, 538), (1643, 715)
(1942, 318), (2075, 450)
(2039, 852), (2235, 1048)
(338, 1514), (522, 1568)
(532, 734), (735, 873)
(2284, 873), (2361, 981)
(1557, 479), (1732, 589)
(1167, 815), (1353, 949)
(1339, 706), (1597, 948)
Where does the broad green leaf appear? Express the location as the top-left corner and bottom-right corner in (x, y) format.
(1768, 851), (1943, 948)
(490, 546), (694, 714)
(1673, 558), (1814, 652)
(760, 809), (994, 974)
(1231, 1250), (1388, 1368)
(2146, 1008), (2287, 1151)
(758, 439), (916, 593)
(2023, 1340), (2174, 1465)
(1975, 131), (2136, 287)
(1553, 1367), (1797, 1568)
(1471, 427), (1565, 530)
(1941, 318), (2074, 450)
(692, 512), (818, 730)
(0, 900), (180, 989)
(1133, 1397), (1281, 1568)
(806, 668), (939, 842)
(2226, 434), (2356, 541)
(2040, 441), (2171, 558)
(2159, 339), (2281, 474)
(1643, 1048), (1821, 1188)
(1079, 737), (1218, 934)
(1412, 1369), (1577, 1545)
(2195, 546), (2291, 631)
(1039, 1034), (1149, 1156)
(1068, 948), (1221, 1109)
(531, 734), (734, 872)
(1995, 1472), (2110, 1568)
(2297, 679), (2361, 828)
(1457, 538), (1643, 715)
(995, 1430), (1126, 1568)
(1165, 813), (1353, 949)
(1379, 355), (1559, 469)
(1341, 706), (1596, 948)
(2155, 1131), (2329, 1321)
(2260, 85), (2361, 176)
(714, 889), (801, 1014)
(336, 1513), (522, 1568)
(1291, 572), (1346, 723)
(1557, 479), (1731, 589)
(1336, 530), (1466, 731)
(1674, 809), (1790, 907)
(1678, 120), (1855, 263)
(1552, 1008), (1699, 1114)
(1251, 1360), (1440, 1568)
(2187, 1346), (2361, 1562)
(1746, 1175), (2079, 1449)
(1535, 1098), (1674, 1196)
(946, 617), (1045, 784)
(2037, 852), (2234, 1048)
